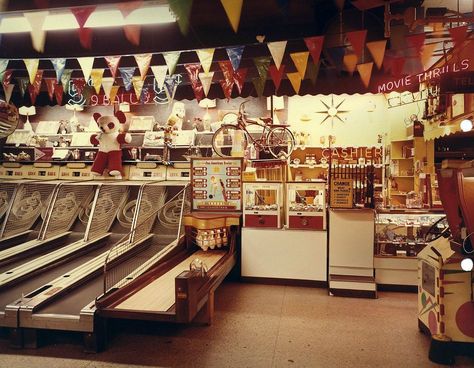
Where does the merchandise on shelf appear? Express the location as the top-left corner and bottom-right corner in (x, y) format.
(243, 182), (283, 228)
(286, 182), (326, 230)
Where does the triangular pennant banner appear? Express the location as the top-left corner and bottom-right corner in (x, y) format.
(184, 63), (204, 101)
(3, 84), (14, 104)
(169, 0), (193, 35)
(305, 61), (320, 85)
(109, 85), (120, 104)
(24, 59), (39, 84)
(54, 84), (64, 105)
(31, 70), (43, 95)
(220, 0), (243, 33)
(151, 65), (168, 90)
(421, 42), (438, 69)
(286, 72), (301, 94)
(219, 60), (235, 95)
(82, 85), (94, 105)
(119, 67), (135, 91)
(78, 57), (94, 81)
(304, 36), (324, 64)
(28, 84), (39, 105)
(233, 68), (247, 94)
(343, 54), (358, 75)
(117, 1), (143, 45)
(253, 56), (272, 79)
(0, 59), (8, 82)
(357, 62), (374, 88)
(72, 78), (87, 95)
(90, 69), (104, 94)
(252, 77), (266, 97)
(17, 77), (29, 96)
(101, 77), (114, 99)
(45, 78), (57, 101)
(134, 53), (152, 80)
(71, 6), (96, 49)
(61, 69), (72, 89)
(406, 33), (425, 52)
(196, 48), (215, 74)
(346, 30), (367, 59)
(50, 58), (66, 82)
(219, 79), (233, 100)
(24, 11), (49, 53)
(104, 56), (121, 78)
(268, 64), (285, 91)
(163, 52), (180, 75)
(117, 1), (143, 17)
(3, 69), (13, 88)
(132, 76), (144, 100)
(449, 25), (468, 47)
(226, 46), (245, 71)
(366, 40), (387, 70)
(267, 41), (287, 70)
(164, 74), (180, 104)
(290, 51), (309, 79)
(199, 72), (214, 96)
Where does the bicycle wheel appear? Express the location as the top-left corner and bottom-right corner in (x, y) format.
(211, 124), (248, 158)
(266, 127), (295, 159)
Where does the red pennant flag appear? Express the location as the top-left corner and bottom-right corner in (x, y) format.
(104, 56), (121, 78)
(219, 79), (233, 100)
(117, 1), (143, 46)
(184, 63), (204, 101)
(54, 84), (64, 105)
(219, 60), (235, 99)
(3, 69), (13, 88)
(268, 64), (286, 91)
(406, 33), (425, 52)
(71, 6), (96, 49)
(233, 68), (247, 94)
(44, 78), (57, 101)
(391, 56), (405, 76)
(28, 84), (39, 105)
(31, 70), (43, 95)
(449, 25), (468, 47)
(72, 78), (87, 95)
(117, 1), (143, 16)
(346, 30), (367, 59)
(304, 36), (324, 64)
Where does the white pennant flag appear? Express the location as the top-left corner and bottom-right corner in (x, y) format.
(101, 77), (114, 99)
(3, 84), (14, 103)
(163, 52), (180, 75)
(24, 59), (40, 84)
(77, 57), (95, 81)
(24, 11), (49, 53)
(151, 65), (168, 90)
(199, 72), (214, 96)
(267, 41), (287, 70)
(196, 48), (215, 74)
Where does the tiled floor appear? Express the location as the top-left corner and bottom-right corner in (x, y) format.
(0, 282), (473, 368)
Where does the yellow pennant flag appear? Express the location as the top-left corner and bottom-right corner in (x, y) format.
(356, 62), (374, 88)
(366, 40), (387, 70)
(109, 85), (120, 105)
(287, 72), (302, 94)
(290, 51), (309, 79)
(196, 48), (215, 74)
(220, 0), (243, 33)
(132, 76), (144, 100)
(343, 54), (358, 75)
(421, 42), (438, 70)
(24, 59), (39, 84)
(90, 69), (104, 94)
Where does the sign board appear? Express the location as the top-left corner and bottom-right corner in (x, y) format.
(440, 71), (474, 94)
(191, 157), (242, 212)
(330, 178), (353, 208)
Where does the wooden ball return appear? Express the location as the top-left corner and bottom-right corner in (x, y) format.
(417, 160), (474, 364)
(96, 212), (240, 325)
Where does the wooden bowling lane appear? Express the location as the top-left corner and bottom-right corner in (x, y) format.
(114, 250), (226, 313)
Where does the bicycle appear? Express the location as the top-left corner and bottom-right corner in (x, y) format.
(211, 101), (295, 159)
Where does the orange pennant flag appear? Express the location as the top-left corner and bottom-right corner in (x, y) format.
(343, 54), (358, 75)
(109, 85), (120, 104)
(287, 72), (302, 94)
(366, 40), (387, 70)
(290, 51), (309, 79)
(220, 0), (243, 33)
(356, 62), (373, 88)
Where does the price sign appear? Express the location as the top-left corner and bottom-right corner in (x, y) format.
(330, 178), (353, 208)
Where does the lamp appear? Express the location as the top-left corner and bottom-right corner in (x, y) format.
(18, 106), (36, 131)
(266, 96), (284, 124)
(460, 118), (473, 132)
(198, 98), (217, 131)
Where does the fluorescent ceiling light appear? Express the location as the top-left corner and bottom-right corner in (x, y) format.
(43, 13), (79, 30)
(0, 17), (31, 33)
(126, 7), (176, 25)
(85, 9), (124, 28)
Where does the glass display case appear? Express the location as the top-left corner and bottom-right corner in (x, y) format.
(286, 182), (326, 230)
(243, 182), (283, 228)
(374, 211), (446, 258)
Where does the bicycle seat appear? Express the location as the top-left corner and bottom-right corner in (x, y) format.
(259, 117), (273, 125)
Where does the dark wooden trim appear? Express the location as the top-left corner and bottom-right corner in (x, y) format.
(241, 276), (327, 288)
(378, 284), (418, 293)
(329, 288), (377, 299)
(329, 274), (375, 283)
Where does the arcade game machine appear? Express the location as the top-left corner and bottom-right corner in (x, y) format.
(417, 160), (474, 364)
(95, 157), (241, 335)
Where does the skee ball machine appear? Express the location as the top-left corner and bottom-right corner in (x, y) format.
(417, 160), (474, 364)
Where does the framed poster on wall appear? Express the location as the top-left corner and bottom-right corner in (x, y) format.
(191, 157), (243, 212)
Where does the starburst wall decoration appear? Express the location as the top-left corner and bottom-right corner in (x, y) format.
(315, 95), (349, 127)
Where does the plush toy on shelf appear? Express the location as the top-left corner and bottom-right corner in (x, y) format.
(164, 101), (185, 145)
(90, 110), (131, 179)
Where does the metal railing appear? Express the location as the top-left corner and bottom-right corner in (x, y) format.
(102, 183), (190, 295)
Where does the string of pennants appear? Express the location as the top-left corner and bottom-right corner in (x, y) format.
(0, 25), (468, 106)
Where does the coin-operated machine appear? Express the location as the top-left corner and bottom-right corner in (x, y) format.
(417, 160), (474, 364)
